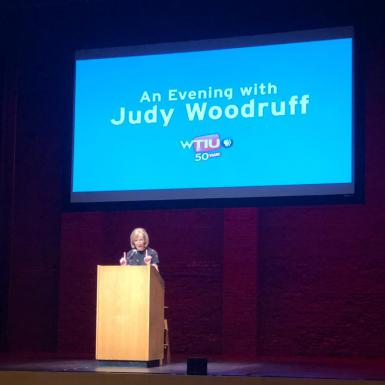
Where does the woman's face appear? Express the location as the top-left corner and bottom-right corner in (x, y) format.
(133, 234), (146, 251)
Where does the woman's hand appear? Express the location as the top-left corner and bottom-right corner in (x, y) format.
(120, 252), (127, 266)
(144, 250), (152, 264)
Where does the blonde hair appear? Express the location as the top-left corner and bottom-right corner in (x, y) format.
(130, 227), (149, 249)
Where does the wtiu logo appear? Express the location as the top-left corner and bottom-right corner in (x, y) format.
(180, 134), (233, 162)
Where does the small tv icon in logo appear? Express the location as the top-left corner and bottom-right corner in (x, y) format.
(222, 138), (233, 148)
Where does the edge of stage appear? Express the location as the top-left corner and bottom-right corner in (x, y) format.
(1, 357), (385, 385)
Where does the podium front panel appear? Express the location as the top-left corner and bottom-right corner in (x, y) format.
(96, 266), (152, 360)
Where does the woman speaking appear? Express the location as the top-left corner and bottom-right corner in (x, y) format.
(120, 227), (159, 271)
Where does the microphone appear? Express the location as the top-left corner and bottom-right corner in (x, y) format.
(127, 249), (137, 261)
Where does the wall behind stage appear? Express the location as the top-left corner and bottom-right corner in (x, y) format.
(58, 208), (259, 358)
(1, 1), (385, 359)
(58, 209), (226, 357)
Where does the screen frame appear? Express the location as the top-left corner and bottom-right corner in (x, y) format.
(69, 26), (365, 210)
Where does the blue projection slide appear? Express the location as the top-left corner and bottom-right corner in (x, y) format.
(72, 33), (353, 201)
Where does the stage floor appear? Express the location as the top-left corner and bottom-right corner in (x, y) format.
(1, 358), (385, 384)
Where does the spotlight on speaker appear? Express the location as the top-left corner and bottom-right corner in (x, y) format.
(186, 358), (208, 375)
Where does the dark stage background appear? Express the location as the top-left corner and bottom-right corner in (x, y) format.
(1, 0), (384, 361)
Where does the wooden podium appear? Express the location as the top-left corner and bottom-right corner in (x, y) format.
(96, 265), (164, 364)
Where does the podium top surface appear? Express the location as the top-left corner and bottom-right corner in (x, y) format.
(97, 264), (164, 287)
